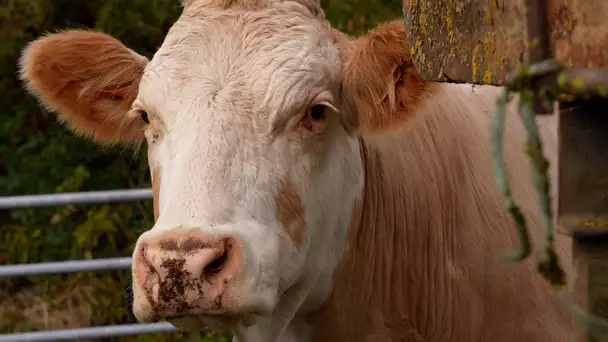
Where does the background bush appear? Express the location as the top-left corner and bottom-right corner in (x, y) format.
(0, 0), (402, 340)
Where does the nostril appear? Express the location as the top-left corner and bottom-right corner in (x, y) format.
(204, 250), (228, 275)
(203, 238), (238, 283)
(202, 239), (234, 279)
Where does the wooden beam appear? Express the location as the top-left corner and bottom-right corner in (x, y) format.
(402, 0), (608, 85)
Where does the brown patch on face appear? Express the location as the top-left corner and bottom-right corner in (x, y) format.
(276, 180), (306, 246)
(151, 167), (161, 221)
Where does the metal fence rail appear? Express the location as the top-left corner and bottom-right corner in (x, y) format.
(0, 323), (179, 342)
(0, 188), (178, 341)
(0, 188), (153, 209)
(0, 257), (132, 278)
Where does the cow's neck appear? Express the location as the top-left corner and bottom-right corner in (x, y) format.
(309, 135), (442, 341)
(309, 84), (502, 341)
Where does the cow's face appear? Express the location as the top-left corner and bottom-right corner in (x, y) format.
(20, 0), (422, 332)
(128, 0), (365, 329)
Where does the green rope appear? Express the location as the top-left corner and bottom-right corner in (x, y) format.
(491, 88), (532, 261)
(491, 59), (608, 339)
(491, 59), (565, 286)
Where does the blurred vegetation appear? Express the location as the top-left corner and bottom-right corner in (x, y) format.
(0, 0), (401, 340)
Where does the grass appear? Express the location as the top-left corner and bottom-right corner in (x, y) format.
(0, 273), (231, 341)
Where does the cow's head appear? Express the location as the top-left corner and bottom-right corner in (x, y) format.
(19, 0), (424, 333)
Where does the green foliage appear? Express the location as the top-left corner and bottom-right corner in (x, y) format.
(323, 0), (402, 34)
(0, 0), (402, 340)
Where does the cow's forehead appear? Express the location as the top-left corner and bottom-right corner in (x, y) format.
(138, 5), (342, 126)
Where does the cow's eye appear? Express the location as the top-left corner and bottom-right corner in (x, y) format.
(138, 110), (150, 124)
(309, 104), (326, 121)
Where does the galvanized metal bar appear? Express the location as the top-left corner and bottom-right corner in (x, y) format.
(0, 323), (180, 342)
(0, 188), (153, 209)
(0, 257), (132, 278)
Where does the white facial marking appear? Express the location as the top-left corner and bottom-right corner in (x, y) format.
(131, 3), (364, 340)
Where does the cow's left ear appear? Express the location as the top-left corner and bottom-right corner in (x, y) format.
(341, 20), (430, 133)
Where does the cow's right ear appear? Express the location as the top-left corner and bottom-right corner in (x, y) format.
(341, 20), (431, 134)
(19, 30), (149, 145)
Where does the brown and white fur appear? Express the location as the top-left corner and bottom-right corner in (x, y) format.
(18, 1), (572, 341)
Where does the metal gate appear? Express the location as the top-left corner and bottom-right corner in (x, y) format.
(0, 189), (179, 342)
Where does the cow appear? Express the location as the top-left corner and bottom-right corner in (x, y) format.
(18, 0), (573, 341)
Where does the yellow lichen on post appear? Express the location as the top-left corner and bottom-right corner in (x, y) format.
(483, 35), (496, 55)
(404, 0), (608, 85)
(485, 7), (493, 25)
(471, 43), (482, 83)
(446, 12), (455, 43)
(576, 219), (608, 228)
(483, 70), (493, 84)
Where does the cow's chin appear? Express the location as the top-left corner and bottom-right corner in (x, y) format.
(159, 291), (278, 333)
(167, 312), (261, 332)
(131, 280), (279, 333)
(145, 290), (278, 333)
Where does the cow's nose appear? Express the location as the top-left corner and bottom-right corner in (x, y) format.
(133, 229), (242, 318)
